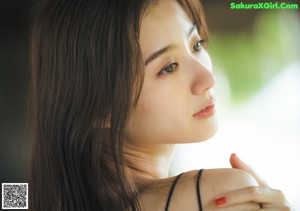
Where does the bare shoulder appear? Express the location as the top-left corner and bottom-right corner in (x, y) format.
(200, 168), (259, 196)
(183, 168), (261, 210)
(198, 168), (260, 209)
(139, 168), (260, 211)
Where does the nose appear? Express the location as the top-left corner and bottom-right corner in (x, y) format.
(190, 60), (215, 95)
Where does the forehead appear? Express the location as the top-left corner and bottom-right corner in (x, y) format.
(139, 0), (193, 57)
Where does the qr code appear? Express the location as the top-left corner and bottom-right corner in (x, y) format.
(2, 183), (28, 209)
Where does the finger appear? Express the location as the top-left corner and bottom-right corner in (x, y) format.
(214, 186), (287, 207)
(230, 153), (269, 187)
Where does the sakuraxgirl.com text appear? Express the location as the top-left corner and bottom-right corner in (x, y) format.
(230, 2), (299, 10)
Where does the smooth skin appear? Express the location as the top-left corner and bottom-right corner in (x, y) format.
(124, 0), (293, 210)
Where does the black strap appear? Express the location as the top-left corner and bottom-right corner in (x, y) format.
(165, 173), (183, 211)
(196, 169), (204, 211)
(165, 169), (204, 211)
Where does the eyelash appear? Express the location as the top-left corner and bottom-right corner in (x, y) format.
(157, 39), (206, 78)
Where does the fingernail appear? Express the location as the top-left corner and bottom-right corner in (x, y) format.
(215, 196), (226, 206)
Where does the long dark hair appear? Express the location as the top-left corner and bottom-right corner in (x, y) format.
(28, 0), (208, 210)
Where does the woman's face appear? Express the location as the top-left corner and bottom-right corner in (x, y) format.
(126, 0), (218, 146)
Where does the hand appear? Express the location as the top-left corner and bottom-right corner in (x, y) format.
(214, 153), (294, 210)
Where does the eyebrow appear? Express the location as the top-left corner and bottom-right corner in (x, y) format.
(144, 24), (197, 66)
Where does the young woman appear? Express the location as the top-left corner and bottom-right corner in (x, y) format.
(28, 0), (293, 210)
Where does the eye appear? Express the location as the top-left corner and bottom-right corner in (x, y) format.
(193, 39), (206, 52)
(158, 63), (178, 77)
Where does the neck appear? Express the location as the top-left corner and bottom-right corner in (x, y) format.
(123, 142), (176, 180)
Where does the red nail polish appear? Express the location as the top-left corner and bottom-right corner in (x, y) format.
(215, 196), (226, 206)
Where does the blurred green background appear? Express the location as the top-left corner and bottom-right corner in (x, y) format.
(202, 1), (300, 103)
(211, 12), (299, 103)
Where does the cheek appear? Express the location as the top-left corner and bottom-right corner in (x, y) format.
(126, 86), (189, 144)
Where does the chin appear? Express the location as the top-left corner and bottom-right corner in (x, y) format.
(177, 126), (218, 144)
(198, 127), (218, 142)
(191, 115), (219, 142)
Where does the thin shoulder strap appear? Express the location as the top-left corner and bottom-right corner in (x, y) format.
(165, 173), (184, 211)
(196, 169), (204, 211)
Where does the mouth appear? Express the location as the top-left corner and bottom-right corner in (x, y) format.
(193, 101), (216, 119)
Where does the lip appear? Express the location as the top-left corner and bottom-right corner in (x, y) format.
(193, 101), (216, 119)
